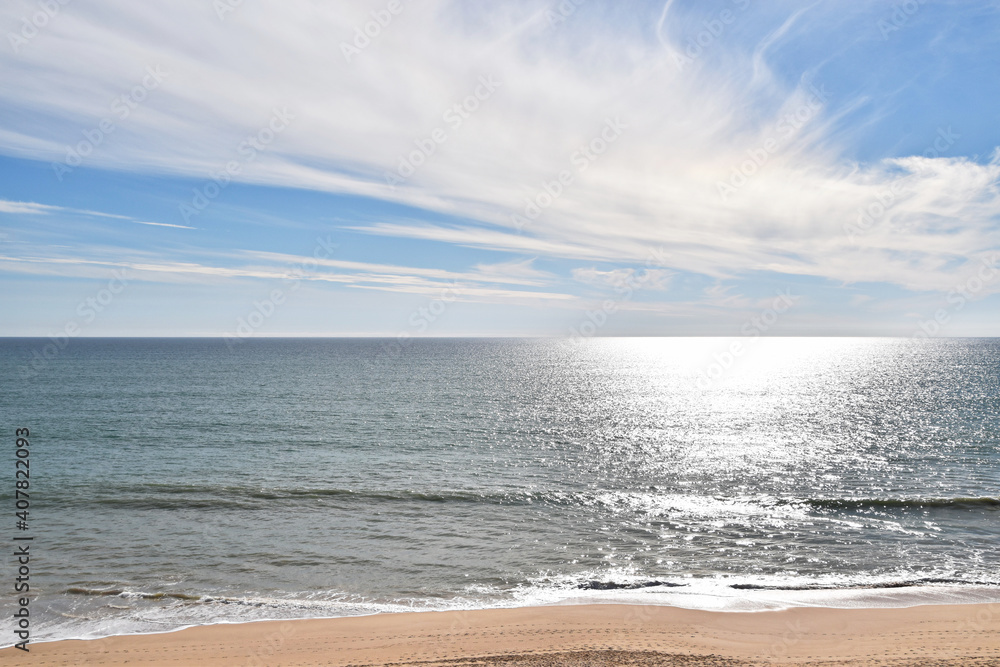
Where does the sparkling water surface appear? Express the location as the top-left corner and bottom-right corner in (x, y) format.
(1, 337), (998, 642)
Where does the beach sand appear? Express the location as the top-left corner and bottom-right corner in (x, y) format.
(5, 602), (999, 666)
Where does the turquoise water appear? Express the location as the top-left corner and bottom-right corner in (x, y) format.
(2, 337), (999, 642)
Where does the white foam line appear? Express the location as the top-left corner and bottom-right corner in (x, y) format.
(7, 584), (1000, 649)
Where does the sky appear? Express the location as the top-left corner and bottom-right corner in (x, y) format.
(1, 0), (999, 338)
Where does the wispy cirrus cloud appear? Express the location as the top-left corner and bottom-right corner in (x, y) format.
(1, 0), (999, 320)
(0, 246), (576, 305)
(0, 198), (196, 229)
(572, 267), (674, 291)
(0, 200), (62, 215)
(132, 220), (195, 229)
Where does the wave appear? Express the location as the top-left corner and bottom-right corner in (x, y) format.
(64, 588), (340, 608)
(34, 484), (1000, 513)
(66, 570), (1000, 603)
(59, 587), (467, 613)
(66, 588), (202, 601)
(62, 576), (1000, 613)
(33, 485), (492, 510)
(19, 576), (1000, 649)
(803, 497), (1000, 510)
(557, 574), (1000, 593)
(727, 577), (1000, 590)
(577, 580), (686, 590)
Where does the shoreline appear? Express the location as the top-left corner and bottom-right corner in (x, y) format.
(18, 580), (1000, 649)
(5, 602), (1000, 666)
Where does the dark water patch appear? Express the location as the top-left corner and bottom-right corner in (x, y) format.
(803, 497), (1000, 511)
(729, 577), (1000, 591)
(577, 580), (686, 590)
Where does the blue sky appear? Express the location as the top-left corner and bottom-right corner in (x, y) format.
(1, 0), (999, 337)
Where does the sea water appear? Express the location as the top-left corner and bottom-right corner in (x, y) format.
(1, 337), (998, 644)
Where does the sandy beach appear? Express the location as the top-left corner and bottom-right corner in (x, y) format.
(5, 602), (999, 666)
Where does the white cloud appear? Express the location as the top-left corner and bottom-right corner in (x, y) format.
(0, 246), (580, 306)
(0, 200), (61, 215)
(133, 220), (196, 229)
(0, 199), (196, 230)
(572, 267), (673, 291)
(471, 258), (551, 284)
(0, 0), (997, 300)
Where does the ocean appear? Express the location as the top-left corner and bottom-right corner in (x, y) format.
(2, 337), (999, 645)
